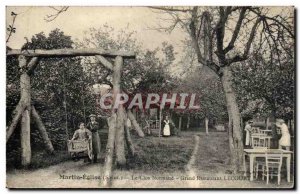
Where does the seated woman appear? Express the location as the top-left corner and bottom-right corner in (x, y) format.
(71, 122), (92, 161)
(72, 122), (92, 141)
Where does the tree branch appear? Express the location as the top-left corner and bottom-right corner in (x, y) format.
(224, 8), (247, 54)
(249, 8), (294, 39)
(189, 7), (204, 64)
(215, 7), (231, 62)
(44, 6), (69, 22)
(148, 6), (193, 13)
(189, 8), (220, 73)
(227, 17), (262, 64)
(95, 55), (114, 71)
(6, 12), (18, 43)
(243, 17), (262, 58)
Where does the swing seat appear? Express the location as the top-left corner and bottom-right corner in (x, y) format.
(67, 139), (93, 160)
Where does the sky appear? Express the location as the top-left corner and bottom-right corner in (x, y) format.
(5, 6), (294, 76)
(6, 6), (187, 52)
(0, 2), (298, 192)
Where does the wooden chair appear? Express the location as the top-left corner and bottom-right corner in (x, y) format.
(251, 134), (269, 148)
(262, 151), (283, 185)
(252, 135), (269, 179)
(145, 119), (160, 136)
(252, 127), (261, 134)
(144, 120), (151, 135)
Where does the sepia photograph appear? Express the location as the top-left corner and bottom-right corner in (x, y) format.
(5, 5), (295, 189)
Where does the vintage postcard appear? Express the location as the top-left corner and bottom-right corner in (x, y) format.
(6, 6), (295, 189)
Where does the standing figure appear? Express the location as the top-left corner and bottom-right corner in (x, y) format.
(163, 115), (171, 137)
(276, 119), (291, 151)
(244, 120), (253, 146)
(86, 114), (101, 163)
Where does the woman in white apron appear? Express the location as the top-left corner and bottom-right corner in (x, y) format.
(276, 119), (291, 150)
(244, 120), (253, 146)
(163, 116), (171, 137)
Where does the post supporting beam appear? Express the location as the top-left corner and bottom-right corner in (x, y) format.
(95, 55), (114, 70)
(102, 56), (124, 187)
(6, 100), (26, 142)
(19, 55), (32, 167)
(31, 106), (55, 153)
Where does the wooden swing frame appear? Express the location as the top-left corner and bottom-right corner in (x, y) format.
(6, 48), (135, 187)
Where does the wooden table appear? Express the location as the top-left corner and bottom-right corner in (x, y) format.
(243, 149), (292, 182)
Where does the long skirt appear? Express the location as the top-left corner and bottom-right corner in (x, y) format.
(163, 124), (170, 136)
(245, 131), (251, 146)
(92, 131), (101, 156)
(279, 133), (291, 147)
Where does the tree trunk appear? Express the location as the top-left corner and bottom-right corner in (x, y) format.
(115, 106), (126, 166)
(227, 114), (234, 166)
(240, 117), (244, 132)
(127, 110), (144, 137)
(19, 55), (32, 167)
(187, 115), (190, 129)
(159, 108), (162, 137)
(124, 111), (135, 157)
(102, 113), (117, 187)
(6, 100), (26, 142)
(21, 109), (31, 167)
(205, 117), (209, 135)
(271, 108), (278, 148)
(220, 66), (244, 172)
(31, 106), (54, 153)
(178, 116), (182, 133)
(62, 72), (69, 141)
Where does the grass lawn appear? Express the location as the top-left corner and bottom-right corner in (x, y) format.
(6, 131), (294, 188)
(6, 132), (196, 188)
(7, 132), (195, 173)
(128, 134), (194, 172)
(193, 132), (231, 172)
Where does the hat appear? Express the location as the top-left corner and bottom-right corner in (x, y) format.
(89, 114), (96, 118)
(276, 119), (285, 124)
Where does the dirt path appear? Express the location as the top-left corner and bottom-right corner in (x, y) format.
(7, 135), (195, 188)
(6, 132), (294, 188)
(185, 135), (204, 188)
(7, 158), (193, 189)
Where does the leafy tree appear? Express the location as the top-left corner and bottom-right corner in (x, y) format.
(7, 29), (95, 153)
(233, 50), (294, 121)
(175, 66), (227, 131)
(151, 6), (294, 172)
(75, 25), (176, 98)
